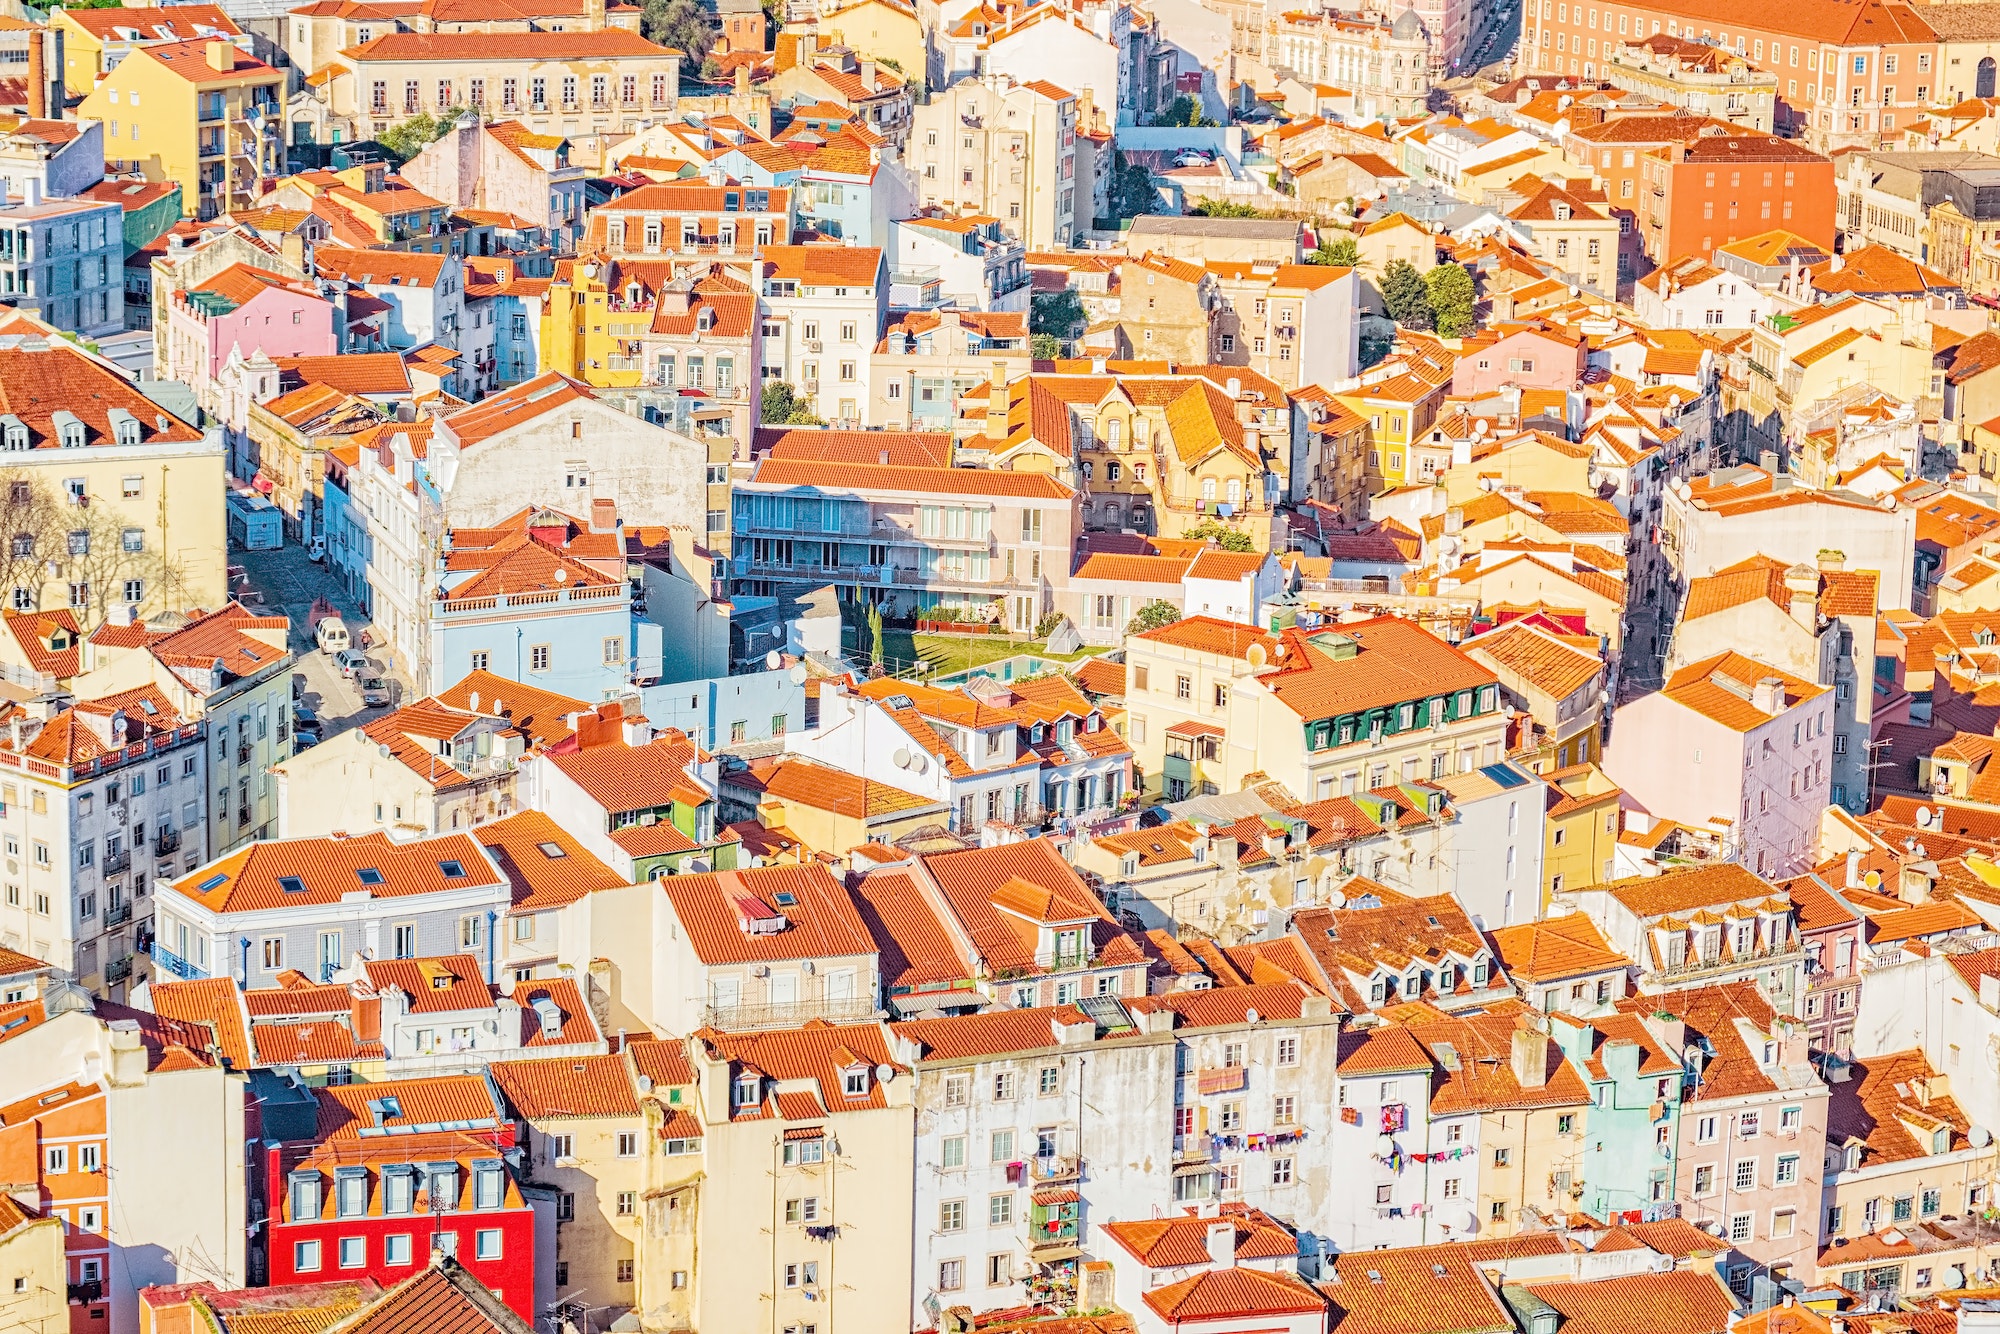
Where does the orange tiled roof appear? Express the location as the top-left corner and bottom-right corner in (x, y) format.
(491, 1052), (639, 1120)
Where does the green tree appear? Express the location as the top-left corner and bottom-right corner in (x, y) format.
(1031, 289), (1085, 348)
(1031, 332), (1064, 361)
(377, 107), (464, 163)
(867, 602), (885, 667)
(1127, 599), (1181, 634)
(1309, 233), (1361, 267)
(1425, 262), (1477, 338)
(1158, 94), (1213, 127)
(644, 0), (715, 64)
(1112, 151), (1158, 221)
(1191, 199), (1264, 218)
(1380, 259), (1433, 330)
(761, 381), (824, 426)
(1183, 519), (1255, 552)
(700, 54), (724, 81)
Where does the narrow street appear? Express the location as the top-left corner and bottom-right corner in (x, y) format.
(234, 542), (404, 744)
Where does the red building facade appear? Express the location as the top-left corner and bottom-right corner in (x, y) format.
(260, 1078), (537, 1320)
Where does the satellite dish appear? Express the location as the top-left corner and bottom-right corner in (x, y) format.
(914, 754), (928, 774)
(770, 625), (785, 640)
(377, 744), (392, 759)
(789, 664), (808, 685)
(892, 747), (911, 769)
(875, 1063), (896, 1083)
(1245, 1008), (1261, 1024)
(1376, 1135), (1396, 1155)
(1863, 869), (1883, 891)
(1944, 1266), (1967, 1291)
(1973, 1126), (1992, 1149)
(1916, 806), (1933, 830)
(1326, 887), (1347, 908)
(765, 650), (782, 670)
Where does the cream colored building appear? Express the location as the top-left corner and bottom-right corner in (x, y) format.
(0, 335), (229, 620)
(0, 1193), (63, 1333)
(634, 1039), (704, 1333)
(311, 30), (682, 148)
(271, 696), (527, 838)
(689, 1023), (914, 1333)
(906, 74), (1080, 251)
(1123, 614), (1509, 803)
(284, 0), (644, 81)
(491, 1053), (649, 1327)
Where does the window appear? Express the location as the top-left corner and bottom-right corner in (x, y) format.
(1729, 1214), (1752, 1243)
(295, 1240), (322, 1272)
(530, 644), (550, 672)
(339, 1236), (366, 1269)
(474, 1229), (502, 1261)
(993, 1071), (1017, 1100)
(989, 1193), (1013, 1225)
(1276, 1036), (1299, 1066)
(939, 1260), (964, 1291)
(1273, 1095), (1296, 1125)
(786, 1197), (820, 1224)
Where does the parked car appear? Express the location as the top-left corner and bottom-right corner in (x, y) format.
(333, 649), (368, 679)
(293, 732), (320, 753)
(358, 677), (392, 708)
(293, 706), (319, 730)
(307, 536), (326, 563)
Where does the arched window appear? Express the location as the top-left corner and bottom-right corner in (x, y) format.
(1980, 57), (1996, 99)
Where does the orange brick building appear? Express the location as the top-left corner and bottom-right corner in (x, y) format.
(1639, 132), (1838, 265)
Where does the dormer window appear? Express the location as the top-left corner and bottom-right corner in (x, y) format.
(1934, 1127), (1951, 1155)
(1471, 957), (1488, 986)
(733, 1073), (760, 1107)
(1031, 723), (1045, 744)
(1761, 1040), (1777, 1065)
(1405, 971), (1422, 995)
(1369, 977), (1386, 1005)
(1437, 963), (1454, 991)
(1122, 854), (1138, 877)
(107, 409), (140, 446)
(1, 415), (27, 451)
(842, 1066), (869, 1098)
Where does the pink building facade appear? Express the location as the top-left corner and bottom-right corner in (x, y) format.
(162, 262), (336, 412)
(1450, 325), (1589, 398)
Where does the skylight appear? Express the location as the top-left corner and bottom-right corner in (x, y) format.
(439, 860), (466, 878)
(537, 842), (567, 858)
(279, 876), (307, 894)
(356, 867), (385, 885)
(198, 873), (228, 891)
(773, 891), (798, 907)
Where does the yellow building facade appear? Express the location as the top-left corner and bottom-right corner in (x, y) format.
(76, 39), (285, 220)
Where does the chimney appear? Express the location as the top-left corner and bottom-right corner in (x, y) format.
(1901, 861), (1936, 905)
(1818, 549), (1847, 573)
(1784, 563), (1819, 632)
(107, 1020), (148, 1087)
(1205, 1220), (1236, 1268)
(23, 178), (37, 209)
(1750, 676), (1785, 714)
(26, 33), (43, 120)
(206, 39), (233, 73)
(1511, 1019), (1550, 1089)
(735, 64), (751, 94)
(584, 0), (606, 30)
(859, 58), (877, 87)
(1845, 849), (1861, 890)
(590, 497), (617, 533)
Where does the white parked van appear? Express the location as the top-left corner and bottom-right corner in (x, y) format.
(316, 616), (350, 653)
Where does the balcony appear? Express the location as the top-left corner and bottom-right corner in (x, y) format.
(1174, 1134), (1213, 1164)
(1031, 1154), (1081, 1184)
(104, 900), (131, 927)
(104, 850), (130, 877)
(104, 954), (132, 984)
(149, 941), (206, 981)
(237, 743), (253, 766)
(154, 828), (181, 855)
(701, 996), (878, 1031)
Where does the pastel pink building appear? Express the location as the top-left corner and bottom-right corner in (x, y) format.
(1600, 650), (1835, 879)
(162, 261), (336, 409)
(1450, 322), (1589, 397)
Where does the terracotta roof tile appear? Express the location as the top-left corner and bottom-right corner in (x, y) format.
(170, 832), (501, 915)
(476, 811), (625, 913)
(663, 863), (877, 966)
(850, 869), (969, 991)
(491, 1052), (638, 1119)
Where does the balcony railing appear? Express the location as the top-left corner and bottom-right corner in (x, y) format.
(104, 955), (132, 984)
(1030, 1154), (1081, 1183)
(150, 941), (206, 981)
(1174, 1134), (1213, 1164)
(701, 996), (877, 1031)
(104, 900), (131, 926)
(154, 828), (181, 855)
(104, 850), (130, 876)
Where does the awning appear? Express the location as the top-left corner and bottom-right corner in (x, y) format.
(1173, 1161), (1214, 1177)
(889, 988), (984, 1016)
(1032, 1245), (1083, 1262)
(1032, 1189), (1079, 1205)
(781, 1126), (825, 1141)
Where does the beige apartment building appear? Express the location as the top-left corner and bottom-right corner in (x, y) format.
(907, 73), (1082, 252)
(285, 0), (644, 79)
(314, 30), (682, 146)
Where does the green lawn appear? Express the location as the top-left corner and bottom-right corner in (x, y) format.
(849, 625), (1110, 678)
